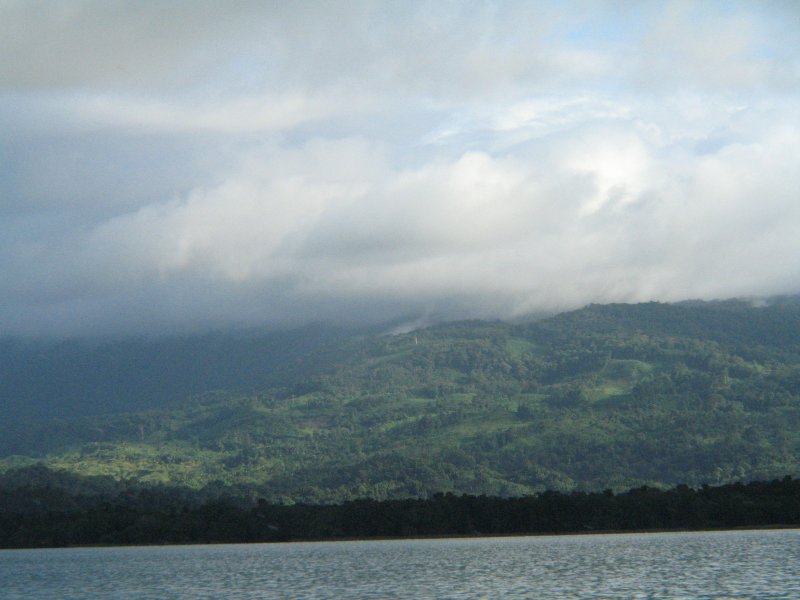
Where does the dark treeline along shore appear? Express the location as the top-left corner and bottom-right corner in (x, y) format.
(1, 466), (798, 548)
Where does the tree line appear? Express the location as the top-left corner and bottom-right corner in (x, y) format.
(1, 467), (797, 548)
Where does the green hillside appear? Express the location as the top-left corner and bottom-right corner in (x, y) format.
(2, 299), (800, 502)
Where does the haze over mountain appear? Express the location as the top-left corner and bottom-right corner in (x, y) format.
(2, 1), (800, 338)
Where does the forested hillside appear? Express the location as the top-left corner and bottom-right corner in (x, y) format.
(2, 298), (799, 502)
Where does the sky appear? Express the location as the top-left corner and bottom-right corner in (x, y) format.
(1, 0), (799, 337)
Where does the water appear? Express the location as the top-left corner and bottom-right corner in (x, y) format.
(1, 530), (798, 599)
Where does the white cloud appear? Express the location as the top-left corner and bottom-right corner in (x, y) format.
(634, 1), (799, 91)
(67, 90), (373, 134)
(1, 1), (799, 336)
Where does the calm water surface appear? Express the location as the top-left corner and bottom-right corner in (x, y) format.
(1, 529), (798, 599)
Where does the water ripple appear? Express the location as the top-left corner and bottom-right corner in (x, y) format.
(1, 530), (798, 599)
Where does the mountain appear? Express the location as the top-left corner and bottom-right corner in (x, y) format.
(0, 323), (358, 423)
(1, 298), (799, 502)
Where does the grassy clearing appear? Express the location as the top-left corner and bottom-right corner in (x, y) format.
(505, 338), (538, 357)
(602, 359), (654, 379)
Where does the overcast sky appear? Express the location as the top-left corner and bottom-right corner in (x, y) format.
(2, 1), (799, 337)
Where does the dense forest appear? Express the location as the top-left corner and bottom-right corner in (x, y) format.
(1, 298), (800, 503)
(1, 466), (797, 548)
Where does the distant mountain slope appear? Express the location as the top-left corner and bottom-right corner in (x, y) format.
(0, 324), (359, 423)
(1, 298), (799, 501)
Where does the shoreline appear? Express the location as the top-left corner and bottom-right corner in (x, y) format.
(4, 524), (798, 551)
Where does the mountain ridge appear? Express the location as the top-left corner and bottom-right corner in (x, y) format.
(2, 297), (799, 502)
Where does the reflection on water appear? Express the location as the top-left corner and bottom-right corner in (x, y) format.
(1, 529), (799, 599)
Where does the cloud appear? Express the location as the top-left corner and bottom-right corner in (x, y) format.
(634, 1), (800, 91)
(0, 0), (265, 89)
(1, 1), (799, 337)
